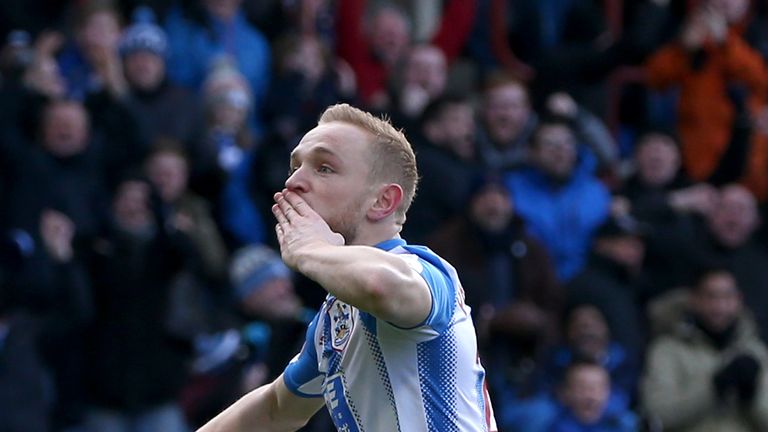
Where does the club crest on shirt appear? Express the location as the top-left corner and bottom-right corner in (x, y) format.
(329, 300), (354, 352)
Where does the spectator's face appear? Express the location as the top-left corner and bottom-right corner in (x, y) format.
(692, 272), (742, 332)
(370, 9), (410, 65)
(635, 134), (680, 187)
(124, 51), (166, 91)
(439, 103), (476, 161)
(147, 152), (189, 203)
(242, 277), (301, 321)
(42, 102), (90, 157)
(112, 180), (152, 232)
(283, 37), (325, 82)
(470, 185), (514, 233)
(285, 122), (376, 244)
(483, 83), (530, 145)
(561, 365), (611, 424)
(207, 81), (250, 132)
(531, 124), (577, 181)
(566, 306), (610, 361)
(707, 185), (759, 248)
(77, 10), (121, 52)
(404, 46), (447, 98)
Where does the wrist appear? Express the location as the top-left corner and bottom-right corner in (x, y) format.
(293, 241), (336, 274)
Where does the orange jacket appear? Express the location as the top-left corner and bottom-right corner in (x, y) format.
(645, 31), (768, 200)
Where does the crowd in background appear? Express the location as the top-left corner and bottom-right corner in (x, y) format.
(3, 0), (768, 431)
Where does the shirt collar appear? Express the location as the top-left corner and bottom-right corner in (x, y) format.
(374, 238), (406, 251)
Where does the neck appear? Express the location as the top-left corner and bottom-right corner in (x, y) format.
(349, 223), (401, 247)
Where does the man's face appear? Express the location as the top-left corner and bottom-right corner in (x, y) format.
(531, 124), (577, 181)
(707, 185), (759, 249)
(561, 365), (610, 424)
(124, 51), (166, 92)
(77, 10), (121, 52)
(42, 102), (90, 157)
(692, 272), (742, 332)
(636, 134), (680, 187)
(566, 305), (610, 361)
(370, 9), (410, 65)
(285, 122), (377, 244)
(404, 46), (447, 97)
(470, 185), (513, 233)
(482, 83), (530, 145)
(439, 103), (476, 160)
(147, 152), (188, 203)
(113, 180), (152, 232)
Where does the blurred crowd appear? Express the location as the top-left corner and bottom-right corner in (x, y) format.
(2, 0), (768, 431)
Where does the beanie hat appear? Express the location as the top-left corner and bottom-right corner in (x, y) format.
(119, 6), (167, 58)
(230, 245), (291, 300)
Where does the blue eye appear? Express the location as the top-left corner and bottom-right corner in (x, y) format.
(318, 165), (334, 174)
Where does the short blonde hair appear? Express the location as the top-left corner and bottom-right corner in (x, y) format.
(319, 104), (418, 223)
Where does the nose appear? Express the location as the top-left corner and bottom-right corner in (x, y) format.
(285, 166), (308, 193)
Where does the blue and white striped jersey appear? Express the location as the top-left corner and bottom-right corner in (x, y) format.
(283, 238), (497, 432)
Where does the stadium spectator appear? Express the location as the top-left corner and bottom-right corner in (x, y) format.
(645, 0), (768, 200)
(427, 175), (562, 363)
(642, 268), (768, 431)
(477, 76), (617, 173)
(164, 0), (270, 134)
(57, 0), (126, 100)
(190, 58), (257, 205)
(537, 304), (640, 414)
(81, 175), (197, 432)
(121, 7), (202, 151)
(567, 215), (650, 350)
(388, 44), (448, 129)
(336, 0), (476, 107)
(403, 95), (482, 242)
(504, 118), (611, 281)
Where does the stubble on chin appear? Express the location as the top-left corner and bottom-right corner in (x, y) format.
(326, 197), (369, 245)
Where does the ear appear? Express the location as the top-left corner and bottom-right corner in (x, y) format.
(368, 183), (403, 221)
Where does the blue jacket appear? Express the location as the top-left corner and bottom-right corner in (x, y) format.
(164, 7), (270, 134)
(504, 167), (610, 281)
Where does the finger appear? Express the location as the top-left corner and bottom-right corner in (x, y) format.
(275, 223), (284, 244)
(276, 192), (297, 222)
(272, 203), (289, 226)
(282, 191), (310, 217)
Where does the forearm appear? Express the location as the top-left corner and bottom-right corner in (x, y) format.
(296, 243), (429, 327)
(200, 383), (275, 432)
(575, 109), (618, 168)
(199, 380), (305, 432)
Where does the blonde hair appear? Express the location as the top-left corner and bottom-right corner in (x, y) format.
(318, 104), (419, 223)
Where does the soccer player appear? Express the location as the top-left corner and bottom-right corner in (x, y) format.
(199, 104), (496, 431)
